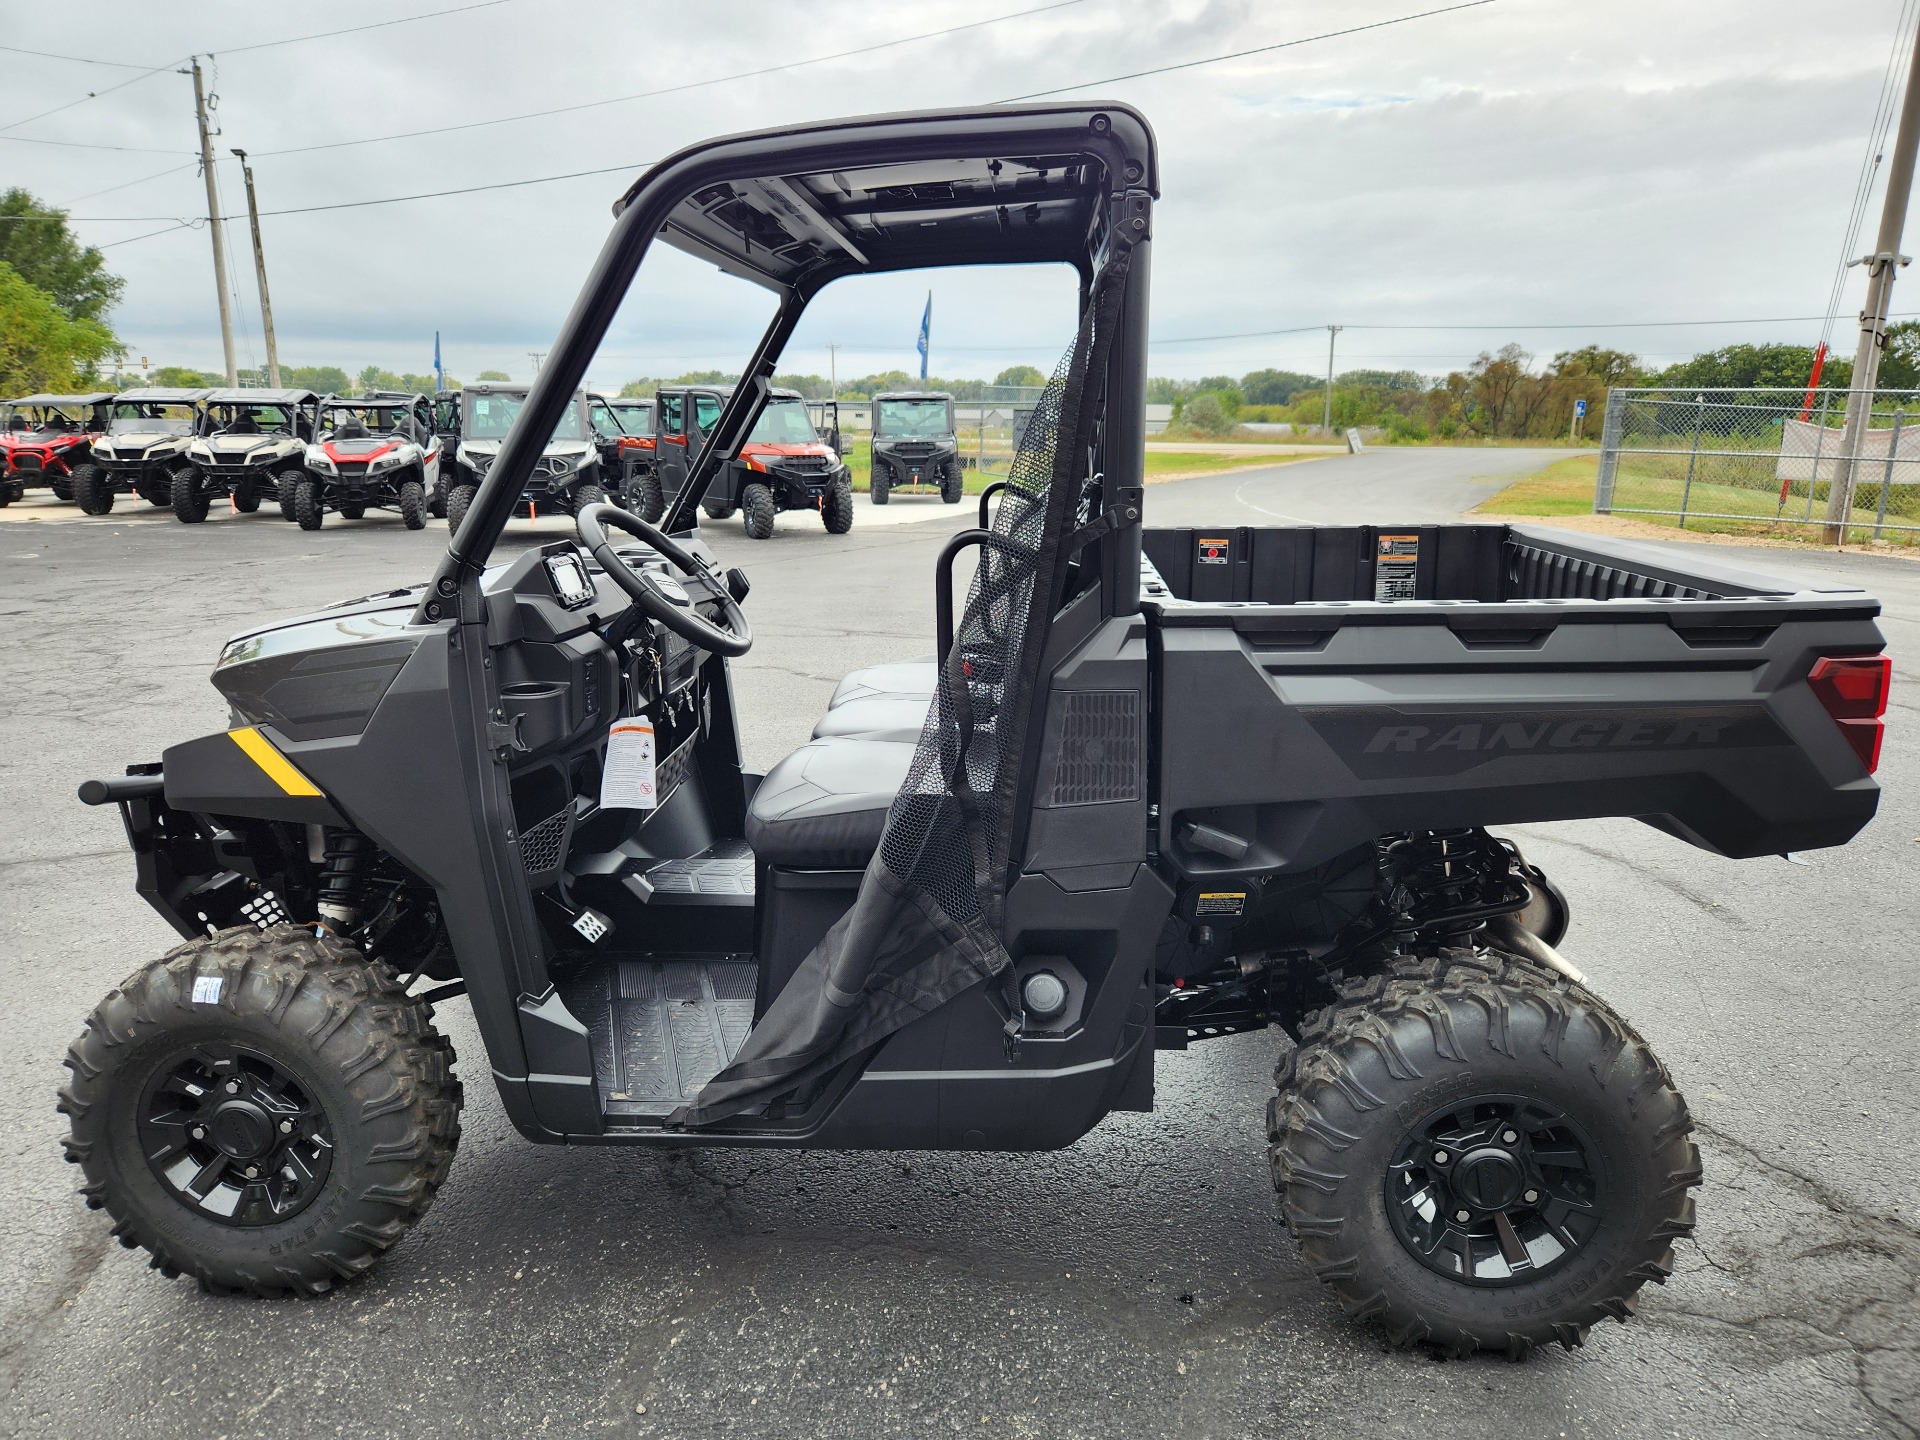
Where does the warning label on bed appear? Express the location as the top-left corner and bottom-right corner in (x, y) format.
(1196, 536), (1231, 566)
(1374, 533), (1420, 600)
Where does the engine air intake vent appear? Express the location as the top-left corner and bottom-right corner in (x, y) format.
(1049, 690), (1141, 806)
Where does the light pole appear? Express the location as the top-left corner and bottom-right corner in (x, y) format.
(1322, 325), (1343, 433)
(230, 149), (280, 388)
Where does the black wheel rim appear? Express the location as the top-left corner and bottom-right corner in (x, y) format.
(1384, 1093), (1605, 1287)
(137, 1042), (335, 1228)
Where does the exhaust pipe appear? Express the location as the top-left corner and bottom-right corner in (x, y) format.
(1485, 913), (1586, 986)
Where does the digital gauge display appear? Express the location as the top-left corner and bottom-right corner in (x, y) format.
(546, 552), (595, 609)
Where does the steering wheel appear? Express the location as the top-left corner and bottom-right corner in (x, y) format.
(574, 502), (751, 658)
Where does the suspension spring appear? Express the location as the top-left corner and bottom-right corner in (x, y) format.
(315, 828), (370, 937)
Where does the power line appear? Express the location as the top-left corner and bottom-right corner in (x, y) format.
(0, 58), (184, 137)
(999, 0), (1499, 101)
(254, 0), (1090, 158)
(0, 133), (188, 154)
(1151, 313), (1920, 345)
(64, 162), (198, 206)
(98, 220), (199, 249)
(214, 0), (519, 57)
(0, 45), (155, 69)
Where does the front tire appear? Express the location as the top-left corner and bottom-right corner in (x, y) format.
(232, 478), (261, 514)
(627, 470), (665, 524)
(276, 469), (303, 521)
(338, 500), (366, 520)
(571, 482), (608, 518)
(171, 468), (210, 524)
(822, 475), (854, 534)
(293, 479), (324, 531)
(398, 480), (426, 530)
(869, 464), (890, 505)
(445, 483), (476, 537)
(741, 481), (776, 539)
(1268, 949), (1699, 1357)
(940, 460), (963, 504)
(59, 926), (460, 1296)
(70, 463), (113, 515)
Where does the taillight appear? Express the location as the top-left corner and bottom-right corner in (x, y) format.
(1808, 654), (1891, 773)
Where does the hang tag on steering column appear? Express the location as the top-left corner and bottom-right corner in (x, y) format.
(600, 719), (657, 809)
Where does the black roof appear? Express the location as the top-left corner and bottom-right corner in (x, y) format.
(112, 388), (211, 404)
(623, 102), (1157, 293)
(655, 383), (801, 401)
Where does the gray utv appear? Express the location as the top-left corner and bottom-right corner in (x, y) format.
(66, 105), (1888, 1360)
(869, 389), (961, 504)
(446, 381), (607, 532)
(79, 389), (212, 514)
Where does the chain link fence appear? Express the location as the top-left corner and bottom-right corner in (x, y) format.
(1596, 386), (1920, 539)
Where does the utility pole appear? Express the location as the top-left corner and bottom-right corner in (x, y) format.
(187, 58), (237, 387)
(528, 351), (545, 375)
(827, 342), (839, 399)
(1827, 23), (1920, 542)
(1322, 325), (1343, 433)
(230, 149), (280, 389)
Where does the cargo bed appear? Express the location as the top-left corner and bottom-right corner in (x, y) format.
(1139, 523), (1886, 872)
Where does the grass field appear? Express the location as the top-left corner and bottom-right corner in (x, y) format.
(1475, 453), (1920, 547)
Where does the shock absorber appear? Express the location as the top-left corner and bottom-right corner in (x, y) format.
(315, 829), (370, 937)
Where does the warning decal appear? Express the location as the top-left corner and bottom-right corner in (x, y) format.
(1195, 891), (1246, 917)
(1374, 533), (1419, 601)
(1196, 536), (1231, 566)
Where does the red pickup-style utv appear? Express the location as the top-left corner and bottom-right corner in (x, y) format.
(657, 382), (852, 537)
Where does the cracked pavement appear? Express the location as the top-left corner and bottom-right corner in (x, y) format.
(0, 449), (1915, 1438)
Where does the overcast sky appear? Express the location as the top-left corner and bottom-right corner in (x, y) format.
(3, 0), (1913, 388)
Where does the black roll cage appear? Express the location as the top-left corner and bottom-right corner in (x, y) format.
(413, 102), (1158, 624)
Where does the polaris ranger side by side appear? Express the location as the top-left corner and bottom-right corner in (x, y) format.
(446, 381), (605, 532)
(177, 390), (320, 524)
(603, 396), (662, 521)
(869, 389), (962, 504)
(296, 395), (443, 531)
(66, 106), (1889, 1360)
(1, 392), (112, 506)
(79, 389), (212, 514)
(657, 382), (851, 537)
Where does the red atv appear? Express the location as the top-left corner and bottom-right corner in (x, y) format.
(0, 392), (112, 507)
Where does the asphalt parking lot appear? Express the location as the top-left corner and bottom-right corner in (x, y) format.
(1, 448), (1915, 1439)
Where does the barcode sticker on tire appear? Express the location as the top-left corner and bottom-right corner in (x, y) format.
(191, 976), (222, 1005)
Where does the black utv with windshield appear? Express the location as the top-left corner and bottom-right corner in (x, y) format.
(445, 381), (606, 532)
(869, 389), (961, 504)
(64, 105), (1889, 1361)
(78, 389), (211, 513)
(657, 382), (851, 537)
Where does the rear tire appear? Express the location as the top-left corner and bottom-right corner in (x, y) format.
(50, 476), (74, 502)
(428, 478), (447, 519)
(1268, 948), (1699, 1358)
(741, 481), (776, 540)
(627, 471), (665, 524)
(445, 484), (476, 537)
(71, 463), (113, 515)
(171, 469), (209, 524)
(822, 475), (854, 534)
(572, 482), (608, 517)
(232, 478), (261, 514)
(276, 470), (302, 521)
(702, 494), (737, 521)
(398, 480), (426, 530)
(940, 460), (964, 504)
(293, 479), (324, 531)
(869, 465), (890, 505)
(59, 925), (461, 1297)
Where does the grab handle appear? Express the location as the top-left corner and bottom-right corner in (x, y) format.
(936, 529), (992, 667)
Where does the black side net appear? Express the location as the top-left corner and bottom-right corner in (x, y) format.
(678, 247), (1134, 1125)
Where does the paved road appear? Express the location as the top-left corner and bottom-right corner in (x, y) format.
(1, 446), (1914, 1438)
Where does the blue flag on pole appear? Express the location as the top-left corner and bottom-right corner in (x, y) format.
(433, 331), (444, 392)
(916, 292), (931, 380)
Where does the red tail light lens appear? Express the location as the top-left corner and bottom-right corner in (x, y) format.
(1808, 654), (1891, 773)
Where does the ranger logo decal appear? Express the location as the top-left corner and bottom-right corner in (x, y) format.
(1300, 705), (1792, 779)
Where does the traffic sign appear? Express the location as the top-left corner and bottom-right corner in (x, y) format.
(1574, 398), (1588, 418)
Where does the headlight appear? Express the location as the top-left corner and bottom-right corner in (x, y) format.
(369, 452), (403, 472)
(305, 448), (335, 472)
(188, 443), (210, 460)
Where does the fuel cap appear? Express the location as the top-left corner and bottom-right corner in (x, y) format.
(1021, 970), (1069, 1021)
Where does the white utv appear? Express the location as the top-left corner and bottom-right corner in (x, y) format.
(177, 389), (320, 524)
(76, 388), (211, 514)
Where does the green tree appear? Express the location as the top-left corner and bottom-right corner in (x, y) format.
(1239, 368), (1317, 405)
(150, 365), (223, 388)
(476, 369), (511, 381)
(284, 365), (353, 394)
(992, 364), (1045, 389)
(1650, 343), (1841, 392)
(0, 261), (119, 392)
(1183, 392), (1234, 436)
(0, 189), (124, 321)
